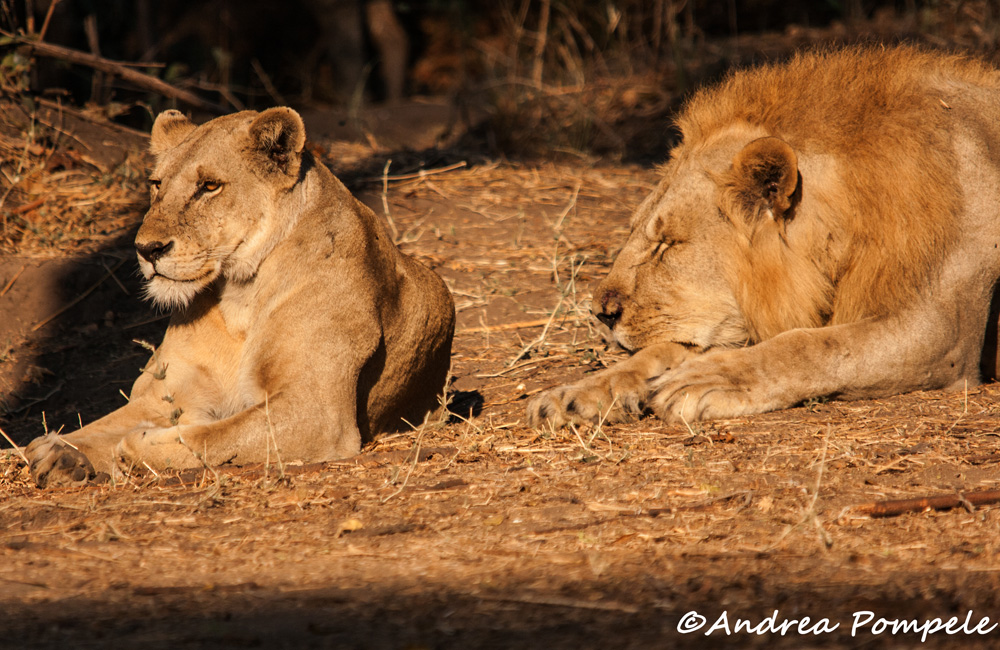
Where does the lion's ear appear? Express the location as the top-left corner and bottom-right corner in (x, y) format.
(150, 110), (195, 155)
(248, 107), (306, 177)
(726, 136), (800, 222)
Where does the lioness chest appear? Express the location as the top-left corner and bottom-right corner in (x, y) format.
(143, 288), (270, 426)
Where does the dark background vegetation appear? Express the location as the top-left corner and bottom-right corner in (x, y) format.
(3, 0), (1000, 160)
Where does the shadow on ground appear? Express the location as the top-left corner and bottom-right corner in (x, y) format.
(4, 565), (997, 649)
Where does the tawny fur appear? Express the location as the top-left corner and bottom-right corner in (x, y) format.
(528, 46), (1000, 427)
(685, 47), (982, 331)
(25, 108), (455, 487)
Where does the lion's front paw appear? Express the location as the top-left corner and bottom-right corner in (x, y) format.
(648, 352), (766, 423)
(25, 434), (104, 488)
(527, 369), (648, 428)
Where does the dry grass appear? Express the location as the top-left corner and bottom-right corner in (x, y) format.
(0, 99), (147, 255)
(4, 149), (999, 646)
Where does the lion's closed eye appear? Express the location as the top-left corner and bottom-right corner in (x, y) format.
(652, 240), (681, 262)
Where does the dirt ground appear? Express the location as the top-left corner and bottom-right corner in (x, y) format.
(2, 83), (1000, 649)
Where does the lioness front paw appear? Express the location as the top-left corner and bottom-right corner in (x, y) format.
(25, 434), (103, 488)
(648, 352), (771, 423)
(527, 369), (648, 428)
(114, 428), (204, 474)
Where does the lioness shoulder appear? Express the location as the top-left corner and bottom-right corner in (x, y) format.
(529, 46), (1000, 426)
(26, 107), (455, 487)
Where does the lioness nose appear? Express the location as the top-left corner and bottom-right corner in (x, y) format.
(594, 288), (623, 329)
(136, 240), (174, 263)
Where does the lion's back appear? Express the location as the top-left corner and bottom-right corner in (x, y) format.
(675, 46), (1000, 326)
(679, 46), (1000, 148)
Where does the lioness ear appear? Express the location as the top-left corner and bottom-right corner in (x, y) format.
(150, 110), (195, 155)
(726, 136), (799, 222)
(248, 107), (306, 177)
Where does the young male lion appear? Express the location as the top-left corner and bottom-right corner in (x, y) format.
(26, 107), (455, 487)
(529, 46), (1000, 427)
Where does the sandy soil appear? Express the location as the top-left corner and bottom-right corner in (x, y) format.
(1, 96), (999, 650)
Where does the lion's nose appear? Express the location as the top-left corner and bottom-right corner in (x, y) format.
(594, 288), (623, 329)
(136, 240), (174, 263)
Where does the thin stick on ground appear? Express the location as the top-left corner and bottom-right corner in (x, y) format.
(507, 295), (564, 367)
(101, 260), (130, 296)
(381, 159), (401, 243)
(0, 426), (29, 465)
(854, 489), (1000, 518)
(264, 393), (284, 481)
(768, 429), (833, 551)
(677, 394), (700, 438)
(461, 317), (564, 335)
(553, 180), (581, 231)
(0, 264), (27, 298)
(807, 432), (833, 549)
(364, 161), (467, 183)
(381, 420), (426, 504)
(31, 258), (126, 332)
(176, 434), (223, 496)
(569, 395), (618, 462)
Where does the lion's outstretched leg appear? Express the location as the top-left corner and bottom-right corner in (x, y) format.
(24, 400), (171, 486)
(112, 383), (365, 474)
(527, 342), (693, 427)
(648, 306), (981, 423)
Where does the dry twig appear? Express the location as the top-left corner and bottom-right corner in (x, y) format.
(460, 317), (556, 334)
(0, 425), (29, 465)
(0, 263), (26, 298)
(854, 489), (1000, 518)
(364, 161), (468, 183)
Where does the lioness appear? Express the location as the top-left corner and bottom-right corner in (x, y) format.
(529, 46), (1000, 427)
(26, 107), (455, 487)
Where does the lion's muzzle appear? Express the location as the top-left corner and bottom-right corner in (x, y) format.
(593, 287), (623, 329)
(136, 239), (174, 263)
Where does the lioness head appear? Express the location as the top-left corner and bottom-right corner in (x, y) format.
(593, 130), (810, 352)
(137, 108), (307, 308)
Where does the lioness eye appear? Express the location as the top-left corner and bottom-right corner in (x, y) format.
(201, 181), (222, 193)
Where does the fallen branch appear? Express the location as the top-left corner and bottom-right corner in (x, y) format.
(854, 489), (1000, 518)
(3, 32), (224, 113)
